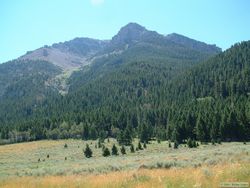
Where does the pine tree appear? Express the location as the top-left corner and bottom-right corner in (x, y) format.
(102, 147), (110, 157)
(171, 127), (181, 144)
(139, 122), (151, 143)
(111, 144), (118, 155)
(98, 139), (102, 148)
(121, 145), (126, 155)
(174, 140), (179, 149)
(187, 138), (193, 148)
(130, 144), (135, 153)
(138, 142), (143, 150)
(84, 144), (93, 158)
(168, 141), (171, 148)
(196, 114), (206, 142)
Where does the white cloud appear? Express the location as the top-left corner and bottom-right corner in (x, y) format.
(90, 0), (105, 6)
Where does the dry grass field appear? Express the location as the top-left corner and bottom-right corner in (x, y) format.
(0, 139), (249, 188)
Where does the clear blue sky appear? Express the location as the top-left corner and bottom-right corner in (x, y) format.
(1, 0), (250, 63)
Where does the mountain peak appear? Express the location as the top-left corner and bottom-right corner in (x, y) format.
(121, 22), (146, 32)
(111, 23), (148, 45)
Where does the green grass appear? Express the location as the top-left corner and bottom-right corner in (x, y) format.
(0, 140), (249, 187)
(0, 139), (249, 180)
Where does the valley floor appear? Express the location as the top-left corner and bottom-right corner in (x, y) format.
(0, 140), (249, 188)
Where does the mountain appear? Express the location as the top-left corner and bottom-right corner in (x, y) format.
(20, 38), (108, 70)
(3, 23), (245, 145)
(47, 41), (249, 143)
(111, 23), (148, 45)
(68, 23), (221, 91)
(165, 33), (221, 54)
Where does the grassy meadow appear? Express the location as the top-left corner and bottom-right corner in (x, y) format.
(0, 139), (249, 187)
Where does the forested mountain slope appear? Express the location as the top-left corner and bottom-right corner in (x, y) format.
(4, 23), (247, 145)
(59, 41), (250, 143)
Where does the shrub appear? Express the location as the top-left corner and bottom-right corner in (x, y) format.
(192, 140), (197, 148)
(217, 139), (221, 144)
(47, 154), (49, 158)
(143, 142), (147, 149)
(138, 142), (143, 150)
(168, 141), (171, 148)
(187, 138), (197, 148)
(111, 144), (118, 155)
(121, 145), (126, 155)
(64, 143), (68, 148)
(84, 144), (93, 158)
(187, 138), (193, 148)
(103, 147), (110, 157)
(98, 139), (102, 148)
(174, 141), (178, 149)
(130, 144), (135, 153)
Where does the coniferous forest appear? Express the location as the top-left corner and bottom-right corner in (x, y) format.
(0, 24), (249, 145)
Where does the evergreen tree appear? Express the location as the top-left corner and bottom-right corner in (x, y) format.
(84, 144), (93, 158)
(111, 144), (118, 155)
(196, 115), (206, 142)
(168, 141), (171, 148)
(130, 144), (135, 153)
(174, 141), (179, 149)
(102, 147), (110, 157)
(187, 138), (193, 148)
(121, 145), (126, 155)
(138, 142), (143, 150)
(139, 122), (151, 143)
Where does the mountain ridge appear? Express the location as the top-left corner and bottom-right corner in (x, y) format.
(16, 23), (221, 71)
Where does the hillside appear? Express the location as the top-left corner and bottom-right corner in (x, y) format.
(20, 38), (108, 70)
(3, 23), (250, 145)
(53, 41), (250, 143)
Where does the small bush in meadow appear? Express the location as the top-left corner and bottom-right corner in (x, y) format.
(121, 146), (126, 155)
(111, 144), (118, 155)
(138, 142), (143, 150)
(168, 141), (171, 148)
(64, 143), (68, 148)
(84, 144), (93, 158)
(98, 139), (102, 148)
(187, 138), (193, 148)
(187, 138), (197, 148)
(130, 144), (135, 153)
(174, 141), (178, 149)
(143, 142), (147, 149)
(103, 147), (110, 157)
